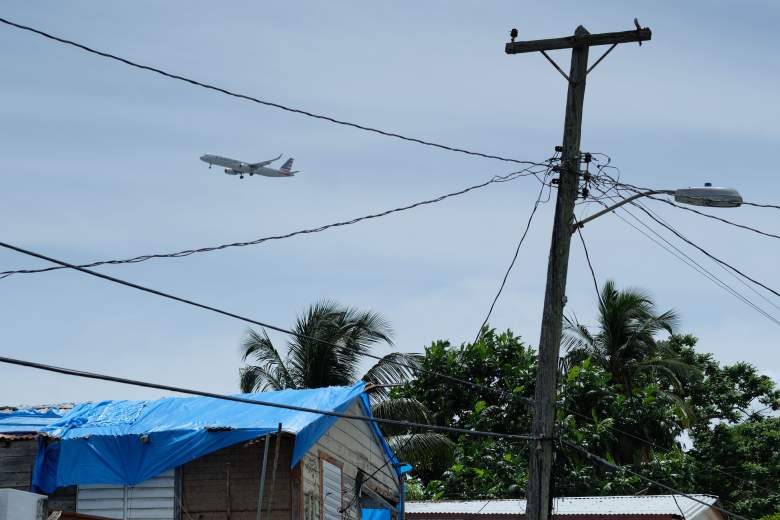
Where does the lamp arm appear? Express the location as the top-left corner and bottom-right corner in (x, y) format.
(572, 189), (674, 231)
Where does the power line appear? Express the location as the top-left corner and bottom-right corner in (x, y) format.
(0, 165), (551, 280)
(586, 189), (780, 327)
(631, 199), (780, 314)
(561, 439), (754, 520)
(0, 353), (534, 441)
(575, 227), (602, 307)
(5, 343), (756, 513)
(625, 191), (780, 241)
(5, 216), (768, 499)
(620, 205), (780, 325)
(0, 238), (533, 407)
(472, 169), (552, 344)
(340, 431), (418, 513)
(3, 194), (768, 496)
(609, 178), (778, 215)
(588, 178), (780, 300)
(7, 234), (764, 496)
(743, 201), (780, 210)
(566, 192), (780, 495)
(627, 200), (780, 299)
(0, 16), (547, 168)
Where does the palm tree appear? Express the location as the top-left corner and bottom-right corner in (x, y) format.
(563, 280), (698, 463)
(238, 300), (454, 470)
(563, 280), (691, 397)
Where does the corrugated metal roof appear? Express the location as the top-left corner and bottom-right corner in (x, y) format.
(0, 403), (75, 413)
(406, 495), (719, 519)
(0, 406), (71, 435)
(0, 432), (37, 441)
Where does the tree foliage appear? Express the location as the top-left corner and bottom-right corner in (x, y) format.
(399, 282), (780, 518)
(238, 300), (454, 473)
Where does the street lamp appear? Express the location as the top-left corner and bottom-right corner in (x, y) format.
(573, 184), (743, 230)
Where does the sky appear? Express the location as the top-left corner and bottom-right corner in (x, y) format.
(0, 1), (778, 405)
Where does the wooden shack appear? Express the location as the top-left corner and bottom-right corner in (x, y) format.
(1, 386), (402, 520)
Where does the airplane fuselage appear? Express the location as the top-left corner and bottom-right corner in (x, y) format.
(200, 154), (295, 178)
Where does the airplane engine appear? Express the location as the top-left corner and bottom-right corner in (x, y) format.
(225, 168), (231, 174)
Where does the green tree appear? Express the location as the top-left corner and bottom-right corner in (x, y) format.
(563, 280), (699, 463)
(665, 334), (780, 517)
(563, 280), (687, 397)
(239, 300), (401, 391)
(400, 325), (780, 519)
(691, 418), (780, 517)
(238, 300), (453, 469)
(399, 328), (538, 498)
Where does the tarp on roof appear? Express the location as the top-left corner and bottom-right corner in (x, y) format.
(0, 409), (64, 434)
(33, 382), (366, 492)
(359, 393), (401, 474)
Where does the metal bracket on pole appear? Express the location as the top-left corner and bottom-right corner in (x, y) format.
(539, 50), (571, 83)
(586, 43), (618, 76)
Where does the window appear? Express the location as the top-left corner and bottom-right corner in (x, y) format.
(321, 458), (343, 520)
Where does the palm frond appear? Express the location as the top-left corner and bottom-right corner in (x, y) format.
(656, 388), (696, 427)
(372, 397), (431, 425)
(562, 315), (598, 372)
(337, 309), (394, 382)
(287, 301), (351, 387)
(387, 432), (455, 471)
(240, 328), (294, 390)
(239, 366), (260, 393)
(362, 353), (419, 387)
(239, 365), (292, 393)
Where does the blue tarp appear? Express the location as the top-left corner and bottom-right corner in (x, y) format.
(0, 409), (64, 434)
(33, 383), (368, 492)
(362, 508), (392, 520)
(359, 394), (401, 473)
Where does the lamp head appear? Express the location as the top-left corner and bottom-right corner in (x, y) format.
(674, 185), (743, 208)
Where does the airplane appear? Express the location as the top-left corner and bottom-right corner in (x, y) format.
(199, 153), (299, 179)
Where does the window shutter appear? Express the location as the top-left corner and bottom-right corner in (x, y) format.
(321, 460), (342, 520)
(76, 470), (175, 520)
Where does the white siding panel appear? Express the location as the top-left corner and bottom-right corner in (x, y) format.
(77, 470), (174, 520)
(322, 460), (342, 520)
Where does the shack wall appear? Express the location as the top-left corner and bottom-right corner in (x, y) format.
(0, 437), (76, 512)
(180, 434), (295, 520)
(301, 401), (400, 520)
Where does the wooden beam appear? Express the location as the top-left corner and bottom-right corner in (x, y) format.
(505, 28), (651, 54)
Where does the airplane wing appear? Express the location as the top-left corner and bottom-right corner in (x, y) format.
(250, 154), (283, 168)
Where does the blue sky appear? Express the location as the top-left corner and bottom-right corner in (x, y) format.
(1, 1), (778, 405)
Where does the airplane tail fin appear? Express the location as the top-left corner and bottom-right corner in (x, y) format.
(280, 158), (295, 173)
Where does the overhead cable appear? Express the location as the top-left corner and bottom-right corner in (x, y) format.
(624, 191), (780, 241)
(607, 201), (780, 326)
(3, 234), (767, 494)
(0, 16), (545, 168)
(0, 354), (534, 441)
(628, 201), (780, 299)
(743, 201), (780, 210)
(629, 198), (780, 314)
(0, 238), (533, 406)
(575, 226), (603, 307)
(571, 190), (780, 494)
(472, 170), (552, 344)
(0, 165), (552, 280)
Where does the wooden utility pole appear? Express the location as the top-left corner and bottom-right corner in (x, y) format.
(504, 23), (651, 520)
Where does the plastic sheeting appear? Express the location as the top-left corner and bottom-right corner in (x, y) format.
(33, 383), (366, 492)
(362, 508), (392, 520)
(0, 409), (64, 434)
(358, 394), (401, 473)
